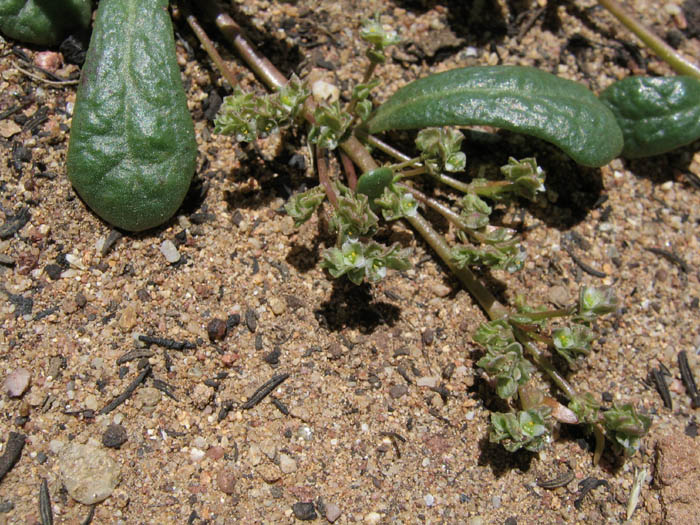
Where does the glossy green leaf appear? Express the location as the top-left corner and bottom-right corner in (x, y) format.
(356, 167), (394, 211)
(67, 0), (197, 232)
(599, 75), (700, 158)
(367, 66), (623, 167)
(0, 0), (91, 45)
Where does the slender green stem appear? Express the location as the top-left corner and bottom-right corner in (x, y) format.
(361, 132), (411, 162)
(391, 157), (422, 171)
(598, 0), (700, 79)
(405, 212), (509, 320)
(400, 167), (427, 178)
(430, 172), (473, 194)
(592, 424), (605, 465)
(399, 184), (472, 232)
(200, 1), (287, 89)
(520, 339), (578, 400)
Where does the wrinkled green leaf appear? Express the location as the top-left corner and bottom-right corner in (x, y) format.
(599, 75), (700, 158)
(67, 0), (197, 232)
(367, 66), (623, 167)
(0, 0), (91, 45)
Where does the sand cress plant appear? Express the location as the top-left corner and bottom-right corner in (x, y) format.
(4, 0), (700, 461)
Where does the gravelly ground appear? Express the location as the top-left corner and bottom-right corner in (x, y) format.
(1, 0), (699, 523)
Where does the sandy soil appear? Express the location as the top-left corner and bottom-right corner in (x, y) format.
(1, 0), (699, 523)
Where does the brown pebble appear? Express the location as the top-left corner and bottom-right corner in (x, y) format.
(220, 353), (238, 367)
(655, 268), (668, 282)
(206, 446), (225, 460)
(389, 384), (408, 399)
(207, 318), (227, 341)
(217, 468), (236, 494)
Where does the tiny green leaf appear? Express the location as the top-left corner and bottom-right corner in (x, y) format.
(552, 324), (594, 364)
(490, 408), (552, 452)
(285, 186), (326, 227)
(599, 76), (700, 158)
(367, 66), (623, 167)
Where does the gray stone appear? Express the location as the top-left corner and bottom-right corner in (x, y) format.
(59, 443), (120, 504)
(159, 240), (180, 264)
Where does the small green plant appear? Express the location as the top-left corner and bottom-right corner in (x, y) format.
(8, 0), (698, 460)
(211, 13), (660, 460)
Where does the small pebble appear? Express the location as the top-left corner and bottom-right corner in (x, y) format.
(279, 453), (297, 474)
(44, 264), (62, 280)
(268, 297), (286, 315)
(431, 283), (451, 297)
(245, 308), (257, 332)
(34, 51), (62, 73)
(159, 240), (180, 264)
(190, 447), (205, 462)
(325, 502), (342, 523)
(263, 348), (281, 365)
(424, 493), (435, 507)
(364, 511), (381, 524)
(119, 305), (138, 331)
(416, 376), (439, 388)
(292, 502), (317, 521)
(4, 368), (31, 397)
(206, 446), (225, 460)
(58, 443), (121, 504)
(207, 318), (227, 341)
(491, 495), (501, 509)
(389, 384), (408, 399)
(102, 424), (128, 449)
(217, 468), (236, 494)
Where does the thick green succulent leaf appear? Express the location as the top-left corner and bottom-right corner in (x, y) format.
(599, 75), (700, 158)
(0, 0), (91, 45)
(356, 167), (394, 212)
(66, 0), (197, 232)
(367, 66), (623, 167)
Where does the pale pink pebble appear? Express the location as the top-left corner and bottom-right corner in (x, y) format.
(4, 368), (31, 397)
(34, 51), (62, 73)
(325, 502), (342, 522)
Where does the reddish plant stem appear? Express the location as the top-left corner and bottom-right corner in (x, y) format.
(316, 146), (339, 209)
(340, 151), (358, 191)
(181, 4), (238, 88)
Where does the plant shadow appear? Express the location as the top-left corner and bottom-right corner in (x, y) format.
(314, 280), (401, 334)
(477, 436), (536, 477)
